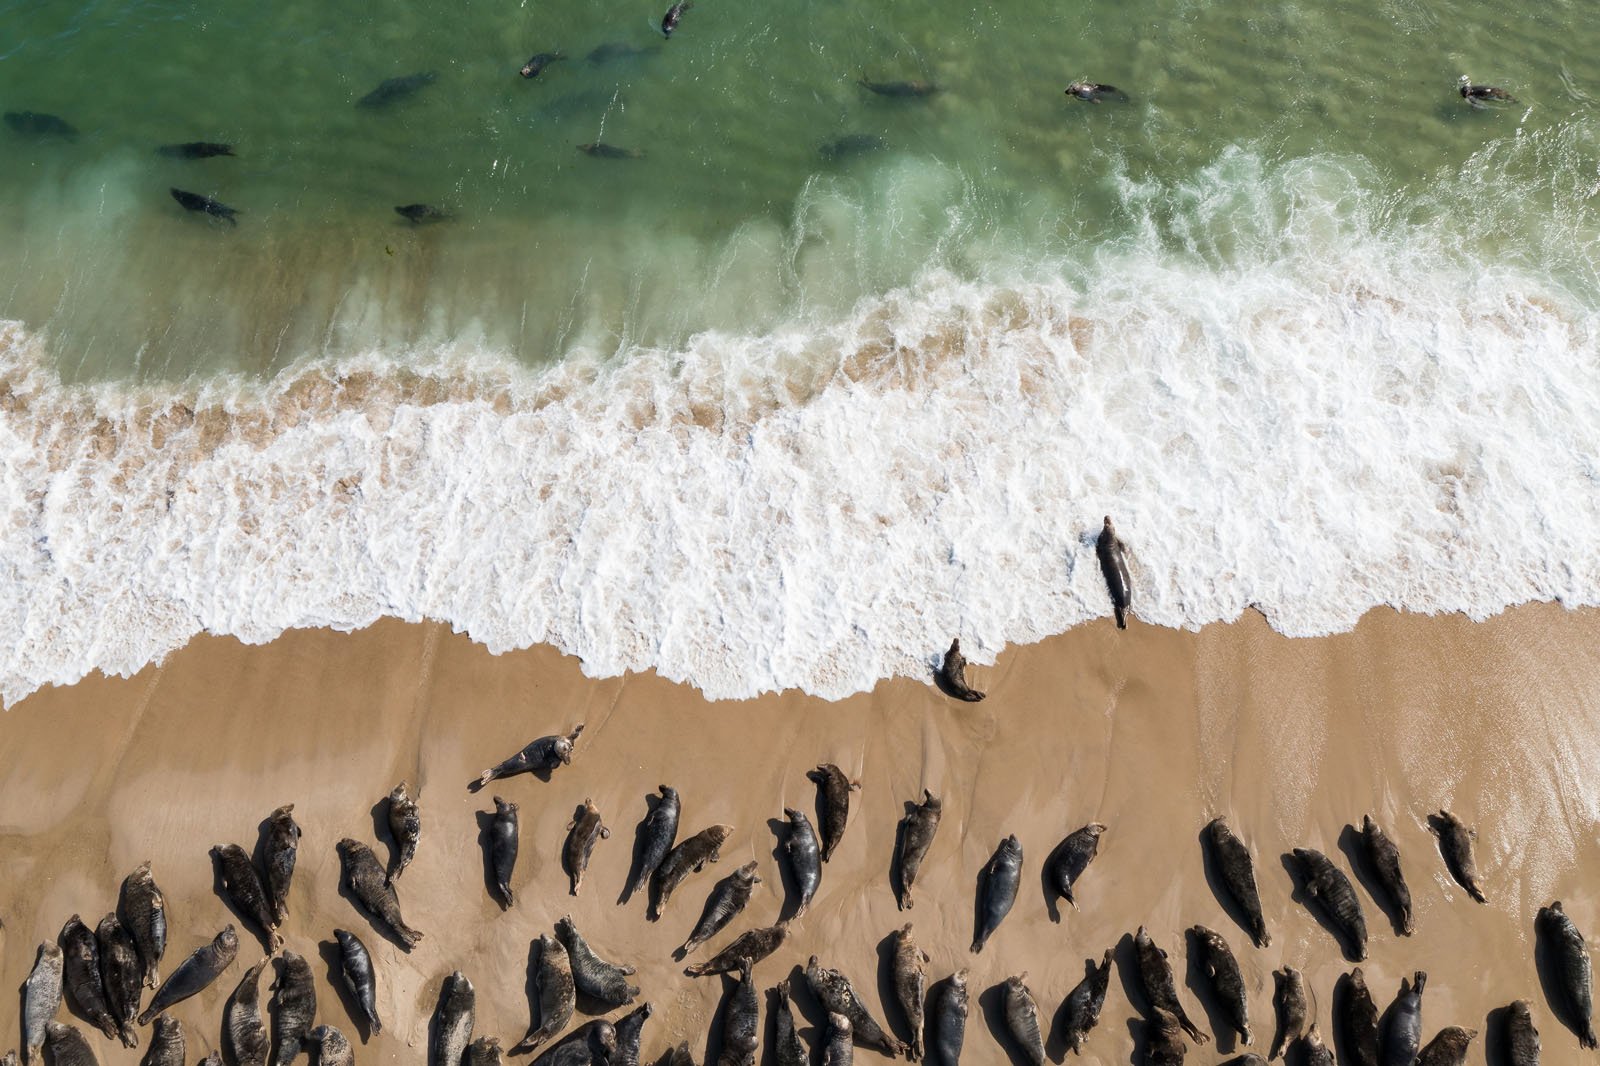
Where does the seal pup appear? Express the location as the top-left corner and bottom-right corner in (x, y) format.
(386, 784), (420, 882)
(268, 952), (317, 1066)
(555, 916), (638, 1006)
(1046, 823), (1106, 911)
(489, 796), (521, 907)
(306, 1027), (352, 1066)
(684, 923), (787, 977)
(223, 960), (270, 1066)
(1135, 926), (1209, 1044)
(819, 134), (886, 162)
(4, 111), (78, 137)
(972, 835), (1022, 953)
(1428, 810), (1486, 902)
(1205, 818), (1270, 947)
(1190, 925), (1250, 1044)
(120, 862), (167, 988)
(823, 1013), (853, 1066)
(1417, 1027), (1476, 1066)
(890, 925), (929, 1060)
(1061, 950), (1112, 1055)
(679, 861), (761, 957)
(578, 142), (645, 159)
(434, 972), (475, 1066)
(804, 955), (908, 1056)
(333, 930), (382, 1035)
(930, 969), (969, 1066)
(1381, 974), (1427, 1066)
(661, 0), (692, 37)
(1291, 847), (1367, 960)
(1458, 76), (1517, 108)
(894, 790), (941, 911)
(563, 798), (608, 896)
(59, 916), (120, 1043)
(142, 1015), (184, 1066)
(613, 1003), (652, 1066)
(1269, 968), (1307, 1061)
(1299, 1024), (1334, 1066)
(395, 204), (450, 224)
(43, 1024), (97, 1066)
(336, 838), (423, 948)
(357, 72), (438, 108)
(263, 805), (300, 923)
(158, 142), (233, 158)
(783, 807), (822, 916)
(1065, 83), (1128, 103)
(468, 1037), (503, 1066)
(95, 915), (143, 1047)
(511, 934), (573, 1054)
(170, 188), (239, 224)
(626, 786), (680, 903)
(718, 959), (759, 1066)
(858, 78), (938, 98)
(650, 824), (734, 919)
(520, 52), (565, 78)
(1096, 516), (1132, 627)
(1002, 974), (1046, 1066)
(22, 942), (64, 1066)
(1147, 1008), (1187, 1066)
(1358, 815), (1413, 935)
(473, 725), (583, 789)
(1334, 967), (1379, 1066)
(213, 843), (282, 950)
(938, 639), (985, 701)
(773, 981), (809, 1066)
(1506, 999), (1540, 1066)
(1537, 900), (1597, 1047)
(809, 764), (859, 863)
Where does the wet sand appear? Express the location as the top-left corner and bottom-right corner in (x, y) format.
(3, 604), (1599, 1065)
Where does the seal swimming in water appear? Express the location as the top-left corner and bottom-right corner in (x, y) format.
(337, 839), (423, 948)
(307, 1026), (352, 1066)
(120, 862), (167, 988)
(717, 959), (760, 1066)
(1061, 950), (1112, 1055)
(1147, 1009), (1187, 1066)
(678, 861), (761, 958)
(263, 805), (300, 923)
(661, 0), (692, 36)
(1135, 926), (1209, 1045)
(819, 134), (887, 162)
(59, 916), (119, 1043)
(433, 972), (475, 1066)
(95, 915), (142, 1047)
(684, 922), (788, 977)
(1537, 900), (1597, 1048)
(783, 808), (821, 916)
(170, 188), (238, 224)
(43, 1024), (97, 1066)
(468, 1037), (503, 1066)
(895, 790), (942, 910)
(1190, 926), (1250, 1045)
(1002, 975), (1046, 1066)
(809, 764), (859, 863)
(333, 930), (382, 1035)
(1269, 968), (1307, 1061)
(612, 1004), (652, 1066)
(395, 203), (449, 224)
(555, 916), (638, 1006)
(1046, 823), (1106, 911)
(1358, 815), (1413, 935)
(386, 783), (420, 882)
(1506, 1000), (1540, 1066)
(157, 142), (233, 158)
(972, 835), (1022, 953)
(474, 725), (583, 789)
(563, 798), (607, 896)
(1300, 1025), (1334, 1066)
(774, 980), (808, 1066)
(1428, 810), (1486, 902)
(520, 52), (565, 78)
(1334, 967), (1379, 1066)
(1380, 973), (1426, 1066)
(357, 72), (437, 108)
(489, 796), (521, 908)
(22, 942), (64, 1066)
(930, 969), (969, 1066)
(1458, 76), (1517, 108)
(805, 955), (908, 1057)
(1205, 817), (1270, 947)
(1291, 847), (1367, 961)
(1096, 516), (1132, 627)
(4, 111), (78, 137)
(143, 1015), (184, 1066)
(268, 952), (316, 1066)
(626, 786), (680, 903)
(823, 1013), (854, 1066)
(1417, 1027), (1477, 1066)
(938, 639), (985, 701)
(650, 824), (734, 919)
(577, 142), (645, 159)
(512, 934), (574, 1054)
(890, 925), (929, 1060)
(1064, 82), (1129, 103)
(858, 78), (938, 98)
(223, 960), (269, 1066)
(213, 843), (282, 950)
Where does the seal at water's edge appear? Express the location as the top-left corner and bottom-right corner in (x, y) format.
(1334, 967), (1378, 1066)
(1269, 968), (1307, 1061)
(564, 799), (608, 896)
(1417, 1026), (1477, 1066)
(119, 862), (167, 989)
(512, 934), (574, 1055)
(336, 839), (423, 948)
(223, 959), (270, 1066)
(555, 916), (638, 1006)
(931, 970), (969, 1066)
(474, 725), (584, 790)
(268, 951), (316, 1066)
(1190, 926), (1250, 1044)
(627, 786), (681, 902)
(264, 805), (301, 922)
(1537, 900), (1597, 1048)
(783, 808), (821, 917)
(804, 955), (908, 1057)
(386, 784), (420, 882)
(1096, 516), (1132, 628)
(679, 862), (761, 958)
(684, 923), (788, 977)
(433, 972), (476, 1066)
(334, 930), (382, 1035)
(650, 824), (734, 920)
(890, 925), (929, 1061)
(895, 790), (942, 911)
(1358, 815), (1413, 935)
(717, 959), (759, 1066)
(213, 843), (282, 950)
(1204, 817), (1270, 947)
(939, 639), (985, 701)
(1046, 823), (1105, 912)
(94, 915), (142, 1047)
(1429, 810), (1486, 903)
(1135, 926), (1209, 1045)
(22, 942), (64, 1066)
(490, 797), (521, 907)
(59, 916), (119, 1043)
(1291, 848), (1368, 961)
(808, 764), (860, 863)
(1061, 951), (1112, 1055)
(1002, 975), (1046, 1066)
(972, 835), (1022, 953)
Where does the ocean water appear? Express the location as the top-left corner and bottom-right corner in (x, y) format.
(2, 0), (1600, 704)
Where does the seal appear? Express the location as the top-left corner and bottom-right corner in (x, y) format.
(774, 980), (808, 1066)
(1428, 810), (1486, 903)
(1204, 818), (1270, 947)
(577, 142), (644, 159)
(1300, 1024), (1334, 1066)
(1190, 926), (1250, 1045)
(1046, 823), (1106, 911)
(1065, 83), (1129, 103)
(1291, 848), (1367, 961)
(143, 1014), (185, 1066)
(213, 843), (282, 950)
(783, 808), (822, 916)
(938, 639), (985, 701)
(660, 0), (692, 37)
(22, 942), (64, 1066)
(1458, 76), (1516, 108)
(650, 824), (734, 920)
(530, 1021), (615, 1066)
(1147, 1008), (1187, 1066)
(613, 1004), (652, 1066)
(1135, 926), (1209, 1045)
(334, 929), (382, 1035)
(663, 1043), (694, 1066)
(468, 1037), (503, 1066)
(1333, 967), (1378, 1066)
(357, 72), (438, 109)
(819, 134), (886, 162)
(858, 78), (939, 98)
(1417, 1027), (1477, 1066)
(1506, 1000), (1540, 1066)
(805, 955), (908, 1057)
(520, 52), (565, 78)
(307, 1027), (352, 1066)
(395, 204), (450, 224)
(890, 925), (929, 1061)
(1061, 950), (1112, 1055)
(157, 142), (234, 158)
(684, 922), (787, 977)
(4, 112), (78, 137)
(336, 838), (423, 948)
(59, 916), (119, 1043)
(823, 1013), (854, 1066)
(119, 862), (168, 988)
(43, 1024), (97, 1066)
(1002, 974), (1046, 1066)
(555, 916), (638, 1006)
(474, 725), (584, 789)
(1096, 516), (1132, 627)
(717, 959), (759, 1066)
(268, 951), (317, 1066)
(1269, 968), (1307, 1061)
(1537, 900), (1597, 1048)
(1358, 815), (1413, 935)
(170, 188), (239, 224)
(679, 861), (761, 958)
(263, 805), (301, 923)
(972, 835), (1022, 953)
(95, 915), (142, 1047)
(490, 797), (521, 907)
(930, 969), (969, 1066)
(894, 790), (942, 911)
(626, 786), (680, 902)
(223, 959), (270, 1066)
(809, 764), (860, 863)
(386, 784), (421, 882)
(198, 1054), (222, 1066)
(563, 798), (608, 896)
(433, 972), (476, 1066)
(512, 934), (573, 1054)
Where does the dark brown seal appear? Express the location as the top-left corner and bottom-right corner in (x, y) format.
(684, 922), (788, 977)
(1096, 516), (1132, 627)
(625, 786), (680, 901)
(1204, 817), (1270, 948)
(223, 959), (269, 1066)
(563, 798), (608, 896)
(1062, 950), (1112, 1055)
(808, 764), (860, 863)
(650, 824), (734, 920)
(268, 951), (316, 1066)
(386, 783), (420, 882)
(95, 914), (142, 1047)
(1334, 967), (1378, 1066)
(939, 638), (986, 701)
(213, 843), (282, 950)
(119, 862), (167, 989)
(1292, 847), (1367, 961)
(774, 980), (808, 1066)
(1190, 926), (1249, 1045)
(473, 725), (584, 789)
(1002, 974), (1045, 1066)
(1358, 815), (1413, 935)
(894, 790), (942, 910)
(433, 972), (475, 1066)
(263, 805), (301, 923)
(142, 1014), (184, 1066)
(1269, 967), (1307, 1061)
(555, 916), (638, 1006)
(512, 934), (573, 1054)
(1046, 823), (1105, 911)
(805, 955), (906, 1057)
(1429, 810), (1486, 902)
(1418, 1026), (1477, 1066)
(717, 959), (759, 1066)
(44, 1024), (98, 1066)
(336, 838), (423, 948)
(1135, 926), (1208, 1044)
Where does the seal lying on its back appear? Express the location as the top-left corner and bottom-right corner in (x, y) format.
(1537, 900), (1597, 1048)
(890, 926), (928, 1060)
(1191, 926), (1250, 1044)
(684, 923), (787, 977)
(223, 959), (269, 1066)
(679, 861), (760, 957)
(22, 942), (64, 1066)
(931, 970), (969, 1066)
(563, 798), (608, 896)
(1292, 848), (1367, 961)
(651, 824), (734, 919)
(1334, 967), (1379, 1066)
(120, 862), (167, 988)
(1358, 815), (1413, 935)
(809, 764), (860, 862)
(170, 188), (239, 224)
(805, 955), (907, 1057)
(1269, 968), (1307, 1061)
(556, 916), (638, 1006)
(895, 790), (942, 910)
(475, 725), (584, 789)
(1002, 975), (1046, 1066)
(263, 805), (300, 923)
(139, 925), (238, 1025)
(530, 1021), (616, 1066)
(1061, 951), (1112, 1055)
(336, 839), (423, 948)
(1135, 926), (1209, 1045)
(939, 639), (985, 701)
(334, 930), (382, 1035)
(512, 935), (573, 1055)
(1205, 818), (1269, 947)
(627, 786), (680, 902)
(468, 1037), (503, 1066)
(823, 1013), (853, 1066)
(972, 835), (1022, 953)
(386, 784), (420, 882)
(59, 916), (119, 1043)
(1046, 823), (1105, 910)
(1096, 516), (1132, 627)
(1429, 810), (1486, 903)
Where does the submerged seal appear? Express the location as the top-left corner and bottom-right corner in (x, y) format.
(395, 204), (449, 224)
(1292, 847), (1367, 961)
(170, 187), (239, 224)
(512, 934), (574, 1055)
(972, 835), (1022, 953)
(1065, 82), (1129, 103)
(895, 790), (942, 910)
(939, 639), (985, 701)
(520, 52), (565, 78)
(563, 798), (608, 896)
(1062, 950), (1113, 1055)
(1002, 974), (1046, 1066)
(660, 0), (692, 36)
(679, 861), (761, 958)
(1205, 818), (1270, 947)
(1358, 815), (1413, 935)
(858, 78), (939, 98)
(22, 942), (64, 1066)
(475, 725), (584, 789)
(577, 142), (644, 159)
(357, 72), (438, 108)
(223, 959), (270, 1066)
(1537, 900), (1597, 1048)
(1135, 926), (1209, 1045)
(809, 764), (860, 863)
(157, 142), (233, 158)
(1046, 823), (1106, 911)
(433, 972), (476, 1066)
(890, 925), (929, 1060)
(555, 916), (638, 1006)
(1191, 925), (1250, 1044)
(337, 839), (423, 948)
(626, 786), (681, 902)
(263, 805), (301, 923)
(650, 824), (734, 920)
(783, 808), (822, 916)
(119, 862), (167, 989)
(334, 929), (383, 1035)
(1096, 516), (1132, 627)
(5, 111), (78, 137)
(386, 784), (420, 882)
(490, 797), (521, 908)
(1269, 968), (1308, 1061)
(1429, 810), (1486, 902)
(268, 951), (317, 1066)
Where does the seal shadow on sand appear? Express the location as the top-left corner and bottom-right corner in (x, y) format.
(618, 789), (665, 906)
(976, 977), (1034, 1066)
(1111, 932), (1156, 1063)
(1483, 1004), (1514, 1066)
(1336, 823), (1409, 938)
(1196, 824), (1260, 951)
(765, 817), (805, 925)
(1183, 927), (1238, 1055)
(316, 937), (374, 1044)
(1278, 852), (1363, 963)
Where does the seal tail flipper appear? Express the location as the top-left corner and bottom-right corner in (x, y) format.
(1582, 1024), (1598, 1050)
(118, 1026), (139, 1049)
(1114, 604), (1127, 629)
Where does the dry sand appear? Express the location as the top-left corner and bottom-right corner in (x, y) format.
(3, 605), (1600, 1065)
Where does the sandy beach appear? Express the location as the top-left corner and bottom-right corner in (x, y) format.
(3, 604), (1599, 1065)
